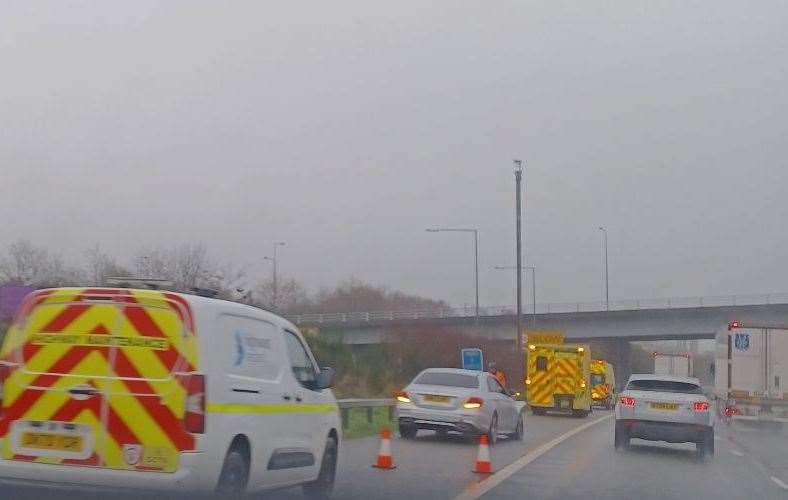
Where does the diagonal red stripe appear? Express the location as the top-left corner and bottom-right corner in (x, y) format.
(112, 352), (194, 450)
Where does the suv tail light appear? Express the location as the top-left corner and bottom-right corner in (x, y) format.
(463, 397), (484, 409)
(693, 401), (710, 411)
(183, 374), (205, 434)
(395, 391), (411, 403)
(619, 396), (636, 407)
(0, 365), (10, 418)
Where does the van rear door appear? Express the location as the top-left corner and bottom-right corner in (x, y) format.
(0, 288), (198, 473)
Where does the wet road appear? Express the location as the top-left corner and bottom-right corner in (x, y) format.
(4, 411), (786, 500)
(475, 418), (788, 500)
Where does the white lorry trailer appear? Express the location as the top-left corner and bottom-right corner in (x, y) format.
(715, 321), (788, 423)
(654, 352), (693, 377)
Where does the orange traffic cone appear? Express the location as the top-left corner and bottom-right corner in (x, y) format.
(372, 428), (396, 469)
(473, 434), (492, 474)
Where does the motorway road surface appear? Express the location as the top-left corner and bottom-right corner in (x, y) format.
(3, 410), (786, 499)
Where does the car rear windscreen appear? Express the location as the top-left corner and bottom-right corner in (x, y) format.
(626, 379), (703, 394)
(414, 372), (479, 388)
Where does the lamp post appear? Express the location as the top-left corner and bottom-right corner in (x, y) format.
(426, 228), (479, 322)
(264, 241), (286, 309)
(598, 227), (609, 310)
(514, 159), (524, 352)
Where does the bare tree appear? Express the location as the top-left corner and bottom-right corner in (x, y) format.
(84, 244), (132, 286)
(0, 240), (82, 287)
(254, 278), (311, 312)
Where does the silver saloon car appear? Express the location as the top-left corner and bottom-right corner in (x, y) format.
(615, 374), (714, 458)
(396, 368), (526, 444)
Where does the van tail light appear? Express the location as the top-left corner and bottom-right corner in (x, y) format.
(619, 396), (636, 407)
(0, 365), (10, 418)
(693, 401), (710, 411)
(183, 374), (205, 434)
(395, 391), (411, 403)
(463, 397), (484, 409)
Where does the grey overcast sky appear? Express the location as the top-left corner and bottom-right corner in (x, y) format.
(1, 1), (787, 307)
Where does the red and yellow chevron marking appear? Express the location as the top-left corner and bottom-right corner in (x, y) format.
(0, 288), (199, 473)
(592, 383), (611, 400)
(527, 346), (587, 406)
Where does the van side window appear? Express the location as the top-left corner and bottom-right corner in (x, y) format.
(536, 356), (548, 371)
(284, 330), (318, 388)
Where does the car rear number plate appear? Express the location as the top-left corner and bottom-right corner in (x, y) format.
(21, 432), (84, 452)
(650, 402), (678, 410)
(423, 394), (451, 403)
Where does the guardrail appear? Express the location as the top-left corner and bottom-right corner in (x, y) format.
(290, 292), (788, 325)
(337, 398), (395, 429)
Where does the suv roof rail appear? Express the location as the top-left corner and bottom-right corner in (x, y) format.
(190, 287), (220, 298)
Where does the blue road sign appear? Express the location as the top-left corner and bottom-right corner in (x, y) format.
(461, 348), (484, 371)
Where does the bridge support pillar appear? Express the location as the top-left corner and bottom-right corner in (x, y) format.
(615, 339), (631, 391)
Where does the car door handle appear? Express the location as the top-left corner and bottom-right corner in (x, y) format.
(282, 394), (292, 401)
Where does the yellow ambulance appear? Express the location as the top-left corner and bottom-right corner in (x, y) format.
(590, 359), (616, 409)
(526, 343), (592, 417)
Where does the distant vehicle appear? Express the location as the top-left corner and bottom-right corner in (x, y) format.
(615, 374), (714, 458)
(0, 287), (340, 497)
(396, 368), (525, 445)
(653, 352), (693, 377)
(715, 321), (788, 423)
(590, 359), (616, 409)
(526, 343), (592, 417)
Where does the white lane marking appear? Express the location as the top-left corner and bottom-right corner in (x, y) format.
(454, 414), (613, 500)
(772, 476), (788, 490)
(729, 449), (744, 457)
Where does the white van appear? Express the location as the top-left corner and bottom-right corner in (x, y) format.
(0, 287), (340, 497)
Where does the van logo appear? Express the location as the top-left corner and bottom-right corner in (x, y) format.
(123, 444), (142, 466)
(234, 331), (246, 366)
(734, 333), (750, 351)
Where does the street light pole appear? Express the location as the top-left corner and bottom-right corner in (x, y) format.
(598, 227), (609, 310)
(426, 228), (480, 322)
(264, 241), (286, 309)
(514, 159), (523, 352)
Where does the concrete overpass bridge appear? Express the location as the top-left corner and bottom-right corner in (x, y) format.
(290, 293), (788, 387)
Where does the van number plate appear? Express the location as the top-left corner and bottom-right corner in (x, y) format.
(21, 432), (84, 452)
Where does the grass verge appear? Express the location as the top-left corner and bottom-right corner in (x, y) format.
(342, 407), (397, 440)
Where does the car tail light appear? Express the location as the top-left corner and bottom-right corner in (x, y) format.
(396, 391), (411, 403)
(463, 397), (484, 409)
(693, 401), (710, 411)
(619, 396), (636, 407)
(0, 365), (10, 418)
(183, 374), (205, 434)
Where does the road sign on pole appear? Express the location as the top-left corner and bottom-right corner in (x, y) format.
(461, 348), (484, 371)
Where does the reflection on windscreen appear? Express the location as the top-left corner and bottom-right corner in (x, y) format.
(627, 380), (702, 394)
(590, 374), (605, 386)
(414, 372), (479, 388)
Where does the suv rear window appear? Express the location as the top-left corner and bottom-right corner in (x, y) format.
(414, 372), (479, 388)
(626, 379), (703, 394)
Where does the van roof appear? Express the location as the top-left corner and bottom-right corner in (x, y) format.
(32, 287), (299, 332)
